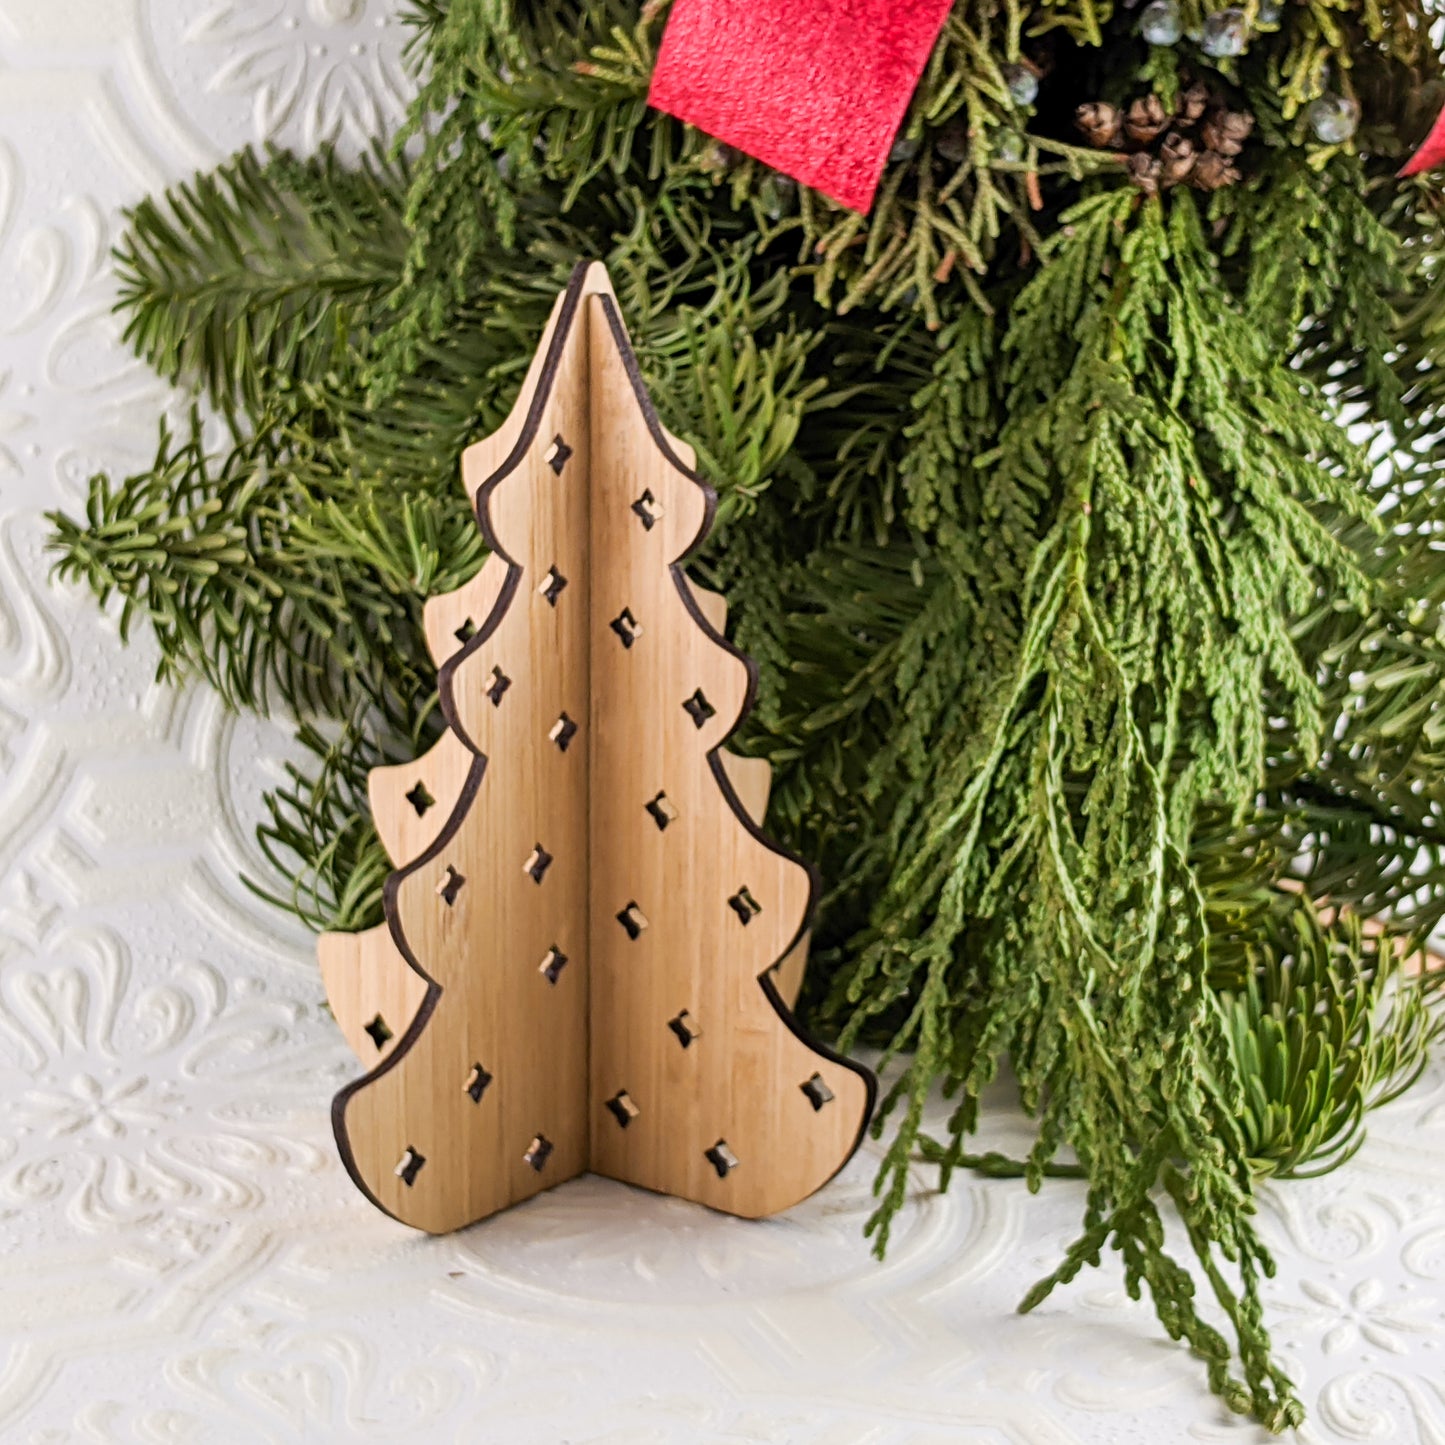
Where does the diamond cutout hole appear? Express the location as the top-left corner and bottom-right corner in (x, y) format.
(605, 1090), (640, 1128)
(524, 1134), (554, 1171)
(801, 1073), (835, 1111)
(394, 1147), (426, 1186)
(682, 688), (715, 728)
(631, 488), (665, 530)
(549, 712), (578, 752)
(454, 617), (476, 645)
(539, 945), (568, 985)
(704, 1140), (739, 1178)
(363, 1013), (392, 1050)
(727, 886), (762, 925)
(539, 566), (567, 606)
(609, 607), (643, 649)
(465, 1064), (493, 1103)
(645, 791), (678, 831)
(486, 666), (511, 707)
(544, 435), (573, 474)
(405, 781), (435, 818)
(437, 865), (466, 906)
(668, 1009), (700, 1048)
(523, 844), (554, 884)
(616, 902), (648, 940)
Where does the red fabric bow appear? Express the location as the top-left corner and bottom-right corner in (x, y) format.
(647, 0), (955, 213)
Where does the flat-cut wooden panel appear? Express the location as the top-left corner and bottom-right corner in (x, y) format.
(319, 924), (429, 1066)
(333, 275), (594, 1233)
(583, 292), (868, 1218)
(326, 263), (869, 1234)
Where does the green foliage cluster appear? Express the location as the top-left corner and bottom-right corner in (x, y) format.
(47, 0), (1445, 1427)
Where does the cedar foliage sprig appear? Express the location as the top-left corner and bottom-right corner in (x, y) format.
(45, 0), (1445, 1429)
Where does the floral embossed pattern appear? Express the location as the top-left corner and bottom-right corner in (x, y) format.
(0, 922), (319, 1234)
(142, 0), (412, 157)
(2, 4), (1445, 1441)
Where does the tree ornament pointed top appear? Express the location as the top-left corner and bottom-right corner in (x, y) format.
(319, 262), (875, 1232)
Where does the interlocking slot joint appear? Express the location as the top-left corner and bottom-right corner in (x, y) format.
(609, 607), (643, 649)
(394, 1147), (427, 1186)
(704, 1140), (739, 1178)
(539, 945), (568, 984)
(668, 1010), (700, 1048)
(544, 435), (573, 474)
(487, 666), (511, 706)
(549, 712), (578, 752)
(523, 843), (554, 884)
(644, 791), (678, 831)
(605, 1090), (640, 1128)
(727, 886), (762, 925)
(539, 566), (568, 606)
(682, 688), (715, 728)
(363, 1013), (392, 1050)
(465, 1064), (493, 1103)
(523, 1135), (554, 1171)
(437, 864), (466, 906)
(405, 781), (435, 817)
(631, 488), (665, 530)
(616, 902), (648, 940)
(800, 1073), (835, 1111)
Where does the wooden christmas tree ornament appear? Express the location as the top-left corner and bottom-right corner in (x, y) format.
(319, 262), (875, 1233)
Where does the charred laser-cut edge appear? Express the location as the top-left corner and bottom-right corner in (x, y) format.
(332, 264), (595, 1232)
(330, 748), (486, 1229)
(596, 292), (877, 1201)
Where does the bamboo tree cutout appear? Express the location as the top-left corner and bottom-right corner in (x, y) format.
(321, 262), (874, 1232)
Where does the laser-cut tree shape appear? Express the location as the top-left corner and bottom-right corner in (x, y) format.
(319, 263), (874, 1233)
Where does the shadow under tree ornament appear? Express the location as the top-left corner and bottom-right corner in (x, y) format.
(318, 263), (875, 1232)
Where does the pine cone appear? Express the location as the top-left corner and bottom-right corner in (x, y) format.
(1076, 102), (1124, 148)
(1125, 95), (1170, 144)
(1176, 82), (1211, 125)
(1159, 132), (1198, 187)
(1128, 151), (1163, 196)
(1191, 150), (1240, 191)
(1200, 109), (1255, 157)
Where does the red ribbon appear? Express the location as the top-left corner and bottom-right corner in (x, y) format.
(1401, 104), (1445, 177)
(647, 0), (955, 213)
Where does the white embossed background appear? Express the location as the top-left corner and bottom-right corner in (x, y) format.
(1, 5), (1443, 1442)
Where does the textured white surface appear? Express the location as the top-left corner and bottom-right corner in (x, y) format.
(1, 5), (1444, 1441)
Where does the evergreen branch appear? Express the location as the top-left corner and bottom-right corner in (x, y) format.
(116, 146), (409, 419)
